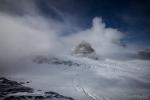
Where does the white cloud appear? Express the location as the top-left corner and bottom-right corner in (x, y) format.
(63, 17), (125, 56)
(0, 13), (61, 61)
(0, 6), (139, 74)
(0, 12), (130, 64)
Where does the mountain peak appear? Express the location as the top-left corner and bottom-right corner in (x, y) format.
(72, 41), (98, 60)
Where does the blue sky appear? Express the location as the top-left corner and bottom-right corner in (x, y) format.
(0, 0), (150, 47)
(38, 0), (150, 46)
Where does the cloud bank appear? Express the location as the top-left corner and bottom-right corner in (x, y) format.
(63, 17), (126, 55)
(0, 0), (140, 74)
(0, 12), (129, 62)
(0, 0), (136, 70)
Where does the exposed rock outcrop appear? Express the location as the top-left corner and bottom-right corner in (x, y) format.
(72, 41), (98, 60)
(0, 77), (74, 100)
(33, 56), (81, 66)
(0, 77), (33, 96)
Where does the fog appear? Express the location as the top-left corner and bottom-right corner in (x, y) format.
(0, 0), (137, 72)
(0, 13), (130, 59)
(0, 1), (150, 100)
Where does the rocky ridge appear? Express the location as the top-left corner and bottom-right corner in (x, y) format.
(0, 77), (74, 100)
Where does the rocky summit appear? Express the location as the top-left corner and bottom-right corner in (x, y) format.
(72, 41), (98, 60)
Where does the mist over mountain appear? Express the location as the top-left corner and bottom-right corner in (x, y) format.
(0, 0), (150, 100)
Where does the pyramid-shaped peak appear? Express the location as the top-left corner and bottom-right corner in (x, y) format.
(72, 41), (98, 60)
(79, 40), (90, 46)
(75, 41), (95, 54)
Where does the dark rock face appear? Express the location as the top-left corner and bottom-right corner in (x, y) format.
(73, 41), (95, 55)
(72, 41), (98, 60)
(0, 77), (74, 100)
(45, 91), (74, 100)
(0, 77), (33, 96)
(4, 92), (74, 100)
(33, 56), (81, 67)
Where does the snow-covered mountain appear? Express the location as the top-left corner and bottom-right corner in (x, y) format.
(1, 43), (150, 100)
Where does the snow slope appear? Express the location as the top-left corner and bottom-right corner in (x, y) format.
(2, 55), (150, 100)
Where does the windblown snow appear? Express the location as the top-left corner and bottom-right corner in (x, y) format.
(1, 53), (150, 100)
